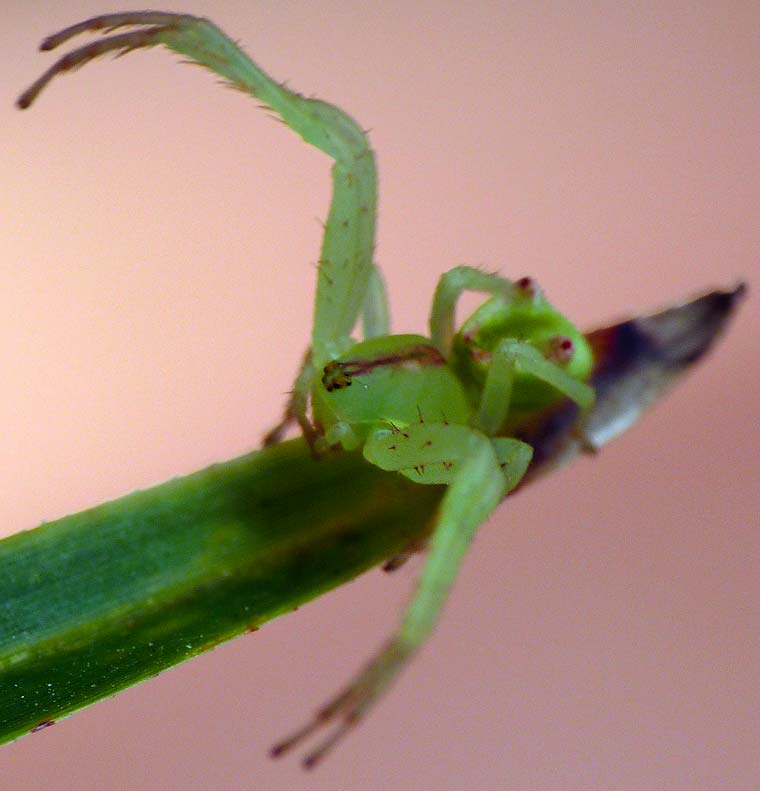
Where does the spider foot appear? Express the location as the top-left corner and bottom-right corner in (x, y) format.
(270, 638), (410, 768)
(18, 12), (198, 109)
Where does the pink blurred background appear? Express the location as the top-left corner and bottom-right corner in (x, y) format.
(2, 2), (758, 789)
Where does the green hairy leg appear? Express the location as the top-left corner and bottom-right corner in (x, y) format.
(18, 11), (377, 368)
(478, 339), (595, 434)
(273, 424), (532, 766)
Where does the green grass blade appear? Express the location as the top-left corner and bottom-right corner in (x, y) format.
(0, 440), (442, 744)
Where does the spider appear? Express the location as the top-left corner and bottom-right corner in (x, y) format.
(19, 11), (595, 767)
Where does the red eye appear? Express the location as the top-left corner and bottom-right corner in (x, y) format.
(516, 276), (535, 292)
(515, 276), (542, 301)
(546, 335), (575, 364)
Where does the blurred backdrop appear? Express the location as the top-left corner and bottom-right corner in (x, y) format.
(2, 2), (758, 789)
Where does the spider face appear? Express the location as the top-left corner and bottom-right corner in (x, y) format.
(451, 291), (594, 424)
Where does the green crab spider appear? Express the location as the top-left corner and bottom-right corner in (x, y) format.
(19, 11), (596, 768)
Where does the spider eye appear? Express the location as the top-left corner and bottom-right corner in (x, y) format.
(514, 276), (543, 302)
(322, 361), (352, 392)
(545, 335), (575, 364)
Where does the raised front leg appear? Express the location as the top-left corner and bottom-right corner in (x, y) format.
(18, 11), (377, 370)
(271, 423), (531, 767)
(430, 266), (516, 355)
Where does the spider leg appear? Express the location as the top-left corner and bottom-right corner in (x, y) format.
(271, 423), (531, 766)
(361, 264), (391, 339)
(475, 337), (594, 435)
(429, 266), (515, 355)
(19, 11), (377, 369)
(263, 349), (320, 448)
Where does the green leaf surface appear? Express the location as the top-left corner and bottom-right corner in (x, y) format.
(0, 440), (442, 743)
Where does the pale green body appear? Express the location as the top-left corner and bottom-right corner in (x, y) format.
(312, 334), (470, 447)
(20, 11), (594, 767)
